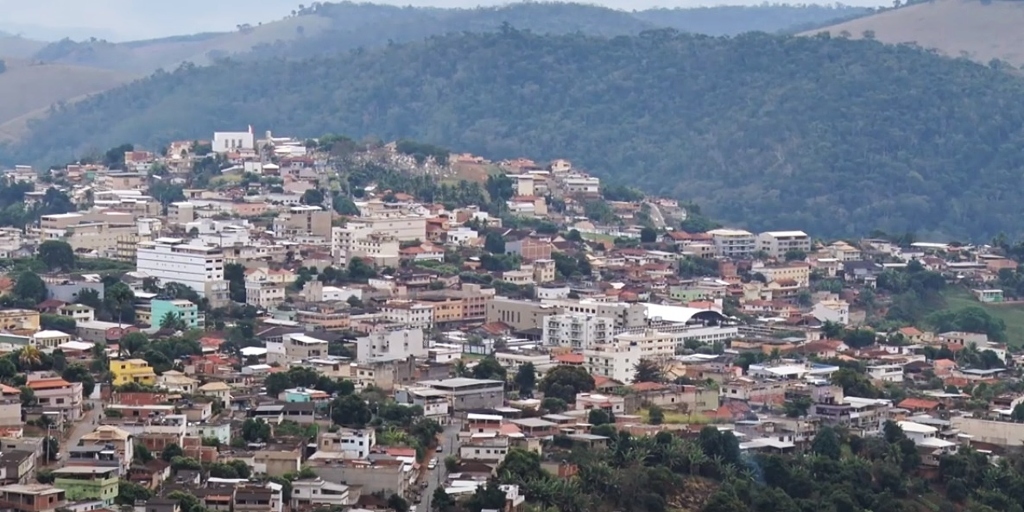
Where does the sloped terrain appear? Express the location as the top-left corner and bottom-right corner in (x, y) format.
(803, 0), (1024, 67)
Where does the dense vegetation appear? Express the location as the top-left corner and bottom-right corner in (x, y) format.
(632, 4), (872, 36)
(13, 30), (1024, 239)
(460, 422), (1021, 512)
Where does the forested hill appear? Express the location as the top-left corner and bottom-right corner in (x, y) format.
(9, 29), (1024, 240)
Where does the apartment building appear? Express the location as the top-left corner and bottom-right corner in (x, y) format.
(150, 299), (201, 329)
(290, 479), (351, 509)
(109, 359), (157, 386)
(707, 229), (756, 259)
(294, 304), (351, 331)
(541, 313), (614, 350)
(56, 304), (94, 323)
(0, 310), (40, 331)
(751, 262), (811, 286)
(272, 206), (332, 239)
(532, 259), (556, 283)
(266, 333), (328, 366)
(77, 426), (134, 474)
(485, 298), (563, 332)
(244, 268), (292, 308)
(380, 301), (434, 330)
(26, 373), (83, 422)
(583, 329), (678, 384)
(355, 328), (427, 363)
(357, 215), (427, 242)
(546, 299), (647, 329)
(756, 231), (811, 259)
(410, 378), (505, 411)
(40, 221), (138, 256)
(561, 174), (600, 195)
(136, 238), (229, 305)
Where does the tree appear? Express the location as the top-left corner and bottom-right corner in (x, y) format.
(62, 364), (96, 396)
(301, 188), (325, 205)
(133, 443), (154, 463)
(648, 404), (665, 425)
(784, 249), (807, 261)
(811, 426), (842, 460)
(38, 240), (75, 271)
(160, 443), (183, 461)
(471, 356), (507, 381)
(386, 493), (409, 512)
(330, 394), (372, 427)
(13, 271), (47, 304)
(160, 311), (184, 330)
(432, 486), (455, 511)
(514, 362), (536, 397)
(241, 418), (272, 443)
(18, 386), (34, 407)
(484, 232), (505, 254)
(640, 226), (658, 243)
(264, 373), (293, 397)
(588, 408), (613, 425)
(539, 365), (595, 403)
(633, 358), (664, 383)
(116, 480), (152, 505)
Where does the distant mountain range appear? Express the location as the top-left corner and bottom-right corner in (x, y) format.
(7, 29), (1024, 240)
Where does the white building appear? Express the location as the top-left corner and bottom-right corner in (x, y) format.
(812, 299), (850, 325)
(213, 130), (255, 153)
(561, 174), (600, 194)
(707, 228), (756, 259)
(244, 268), (291, 308)
(541, 313), (614, 350)
(186, 218), (252, 247)
(756, 231), (812, 259)
(445, 226), (478, 246)
(318, 428), (376, 459)
(355, 328), (427, 363)
(290, 479), (352, 509)
(135, 238), (229, 305)
(583, 329), (677, 384)
(381, 301), (434, 330)
(267, 333), (329, 366)
(322, 286), (361, 303)
(867, 364), (904, 383)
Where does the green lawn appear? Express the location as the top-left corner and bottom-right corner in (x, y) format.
(942, 287), (1024, 348)
(639, 408), (712, 425)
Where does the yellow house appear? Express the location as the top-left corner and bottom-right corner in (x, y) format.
(0, 309), (40, 331)
(109, 359), (157, 386)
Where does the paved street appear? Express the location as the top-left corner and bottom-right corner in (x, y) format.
(420, 419), (462, 512)
(55, 398), (103, 465)
(644, 201), (667, 229)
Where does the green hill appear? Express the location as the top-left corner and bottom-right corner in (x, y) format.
(8, 29), (1024, 240)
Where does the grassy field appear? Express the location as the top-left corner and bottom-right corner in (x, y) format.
(942, 287), (1024, 348)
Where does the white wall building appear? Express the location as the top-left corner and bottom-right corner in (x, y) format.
(812, 299), (850, 325)
(136, 237), (229, 305)
(756, 231), (812, 259)
(355, 328), (427, 363)
(318, 428), (377, 459)
(542, 313), (615, 350)
(446, 226), (478, 246)
(213, 131), (255, 153)
(583, 329), (677, 384)
(707, 228), (756, 259)
(381, 301), (434, 330)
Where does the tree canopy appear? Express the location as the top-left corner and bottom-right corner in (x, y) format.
(14, 30), (1024, 238)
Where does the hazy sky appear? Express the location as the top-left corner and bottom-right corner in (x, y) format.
(0, 0), (888, 41)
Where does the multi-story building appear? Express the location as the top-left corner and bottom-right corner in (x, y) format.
(26, 373), (83, 422)
(355, 328), (427, 363)
(532, 259), (556, 283)
(56, 304), (94, 323)
(561, 174), (600, 195)
(136, 238), (228, 306)
(357, 215), (427, 242)
(707, 229), (756, 259)
(109, 359), (157, 386)
(290, 479), (351, 509)
(485, 298), (563, 332)
(0, 310), (40, 331)
(266, 334), (329, 366)
(77, 426), (134, 474)
(583, 329), (678, 384)
(40, 221), (137, 257)
(756, 231), (812, 259)
(294, 304), (351, 331)
(504, 236), (553, 262)
(546, 299), (647, 329)
(541, 313), (614, 350)
(150, 299), (201, 329)
(317, 429), (376, 459)
(272, 206), (332, 240)
(407, 378), (505, 411)
(380, 301), (434, 330)
(244, 268), (292, 308)
(213, 131), (255, 153)
(0, 484), (66, 512)
(50, 466), (118, 505)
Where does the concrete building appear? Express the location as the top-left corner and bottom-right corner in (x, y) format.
(213, 131), (255, 153)
(355, 328), (427, 364)
(266, 334), (328, 366)
(380, 301), (434, 330)
(485, 298), (563, 332)
(546, 299), (648, 329)
(0, 310), (39, 331)
(583, 329), (678, 384)
(109, 359), (157, 386)
(707, 228), (756, 259)
(51, 466), (118, 505)
(26, 373), (83, 422)
(541, 313), (614, 350)
(272, 206), (332, 240)
(0, 484), (66, 512)
(412, 378), (505, 411)
(756, 231), (812, 259)
(150, 299), (201, 329)
(812, 299), (850, 325)
(136, 238), (229, 305)
(317, 429), (376, 459)
(244, 268), (292, 308)
(290, 479), (351, 509)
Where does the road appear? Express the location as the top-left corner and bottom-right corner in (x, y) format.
(54, 398), (103, 465)
(420, 419), (462, 512)
(644, 201), (667, 229)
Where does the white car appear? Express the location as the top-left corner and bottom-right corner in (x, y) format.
(428, 458), (438, 470)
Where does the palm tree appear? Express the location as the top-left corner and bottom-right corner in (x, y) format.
(18, 346), (41, 369)
(687, 446), (708, 476)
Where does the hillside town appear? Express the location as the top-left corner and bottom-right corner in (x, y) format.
(0, 129), (1019, 512)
